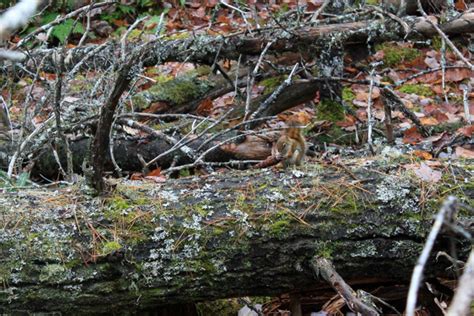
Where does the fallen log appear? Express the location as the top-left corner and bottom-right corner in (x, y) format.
(9, 12), (474, 75)
(0, 158), (471, 313)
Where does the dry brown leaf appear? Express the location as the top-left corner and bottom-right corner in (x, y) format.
(145, 176), (167, 183)
(455, 147), (474, 159)
(457, 125), (474, 137)
(414, 163), (442, 183)
(445, 68), (473, 82)
(433, 112), (449, 123)
(196, 98), (213, 116)
(403, 126), (423, 144)
(425, 160), (443, 167)
(130, 173), (143, 180)
(144, 101), (170, 113)
(336, 115), (356, 128)
(432, 85), (445, 95)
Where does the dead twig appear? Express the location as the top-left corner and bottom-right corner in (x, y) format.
(7, 114), (55, 178)
(416, 0), (474, 70)
(244, 40), (275, 123)
(406, 196), (458, 316)
(249, 63), (299, 124)
(381, 87), (429, 137)
(311, 0), (330, 22)
(393, 66), (471, 87)
(163, 127), (278, 175)
(446, 249), (474, 316)
(311, 257), (379, 316)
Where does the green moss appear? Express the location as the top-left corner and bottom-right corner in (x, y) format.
(132, 76), (213, 110)
(64, 259), (83, 269)
(329, 192), (360, 214)
(211, 226), (226, 236)
(316, 99), (345, 122)
(192, 203), (212, 217)
(196, 298), (241, 316)
(314, 241), (340, 259)
(39, 264), (70, 284)
(100, 241), (122, 256)
(365, 0), (379, 4)
(179, 169), (191, 177)
(266, 209), (295, 236)
(342, 87), (355, 103)
(375, 43), (421, 67)
(270, 219), (291, 235)
(135, 197), (151, 206)
(127, 29), (142, 40)
(260, 76), (285, 94)
(430, 121), (464, 134)
(313, 124), (355, 145)
(163, 32), (190, 40)
(0, 266), (11, 283)
(431, 36), (442, 50)
(398, 84), (434, 97)
(108, 196), (130, 212)
(233, 193), (254, 213)
(195, 65), (212, 76)
(69, 75), (93, 93)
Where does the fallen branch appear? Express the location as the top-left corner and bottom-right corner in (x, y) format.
(311, 257), (380, 316)
(406, 196), (458, 316)
(446, 249), (474, 316)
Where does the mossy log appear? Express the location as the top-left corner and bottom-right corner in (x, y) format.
(0, 159), (472, 314)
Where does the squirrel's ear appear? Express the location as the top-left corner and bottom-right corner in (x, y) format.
(277, 113), (290, 121)
(293, 112), (311, 124)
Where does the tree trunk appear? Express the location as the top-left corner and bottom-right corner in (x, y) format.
(0, 160), (471, 314)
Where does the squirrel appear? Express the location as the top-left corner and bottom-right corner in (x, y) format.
(272, 120), (306, 168)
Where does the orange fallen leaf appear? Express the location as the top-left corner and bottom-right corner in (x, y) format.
(147, 167), (162, 177)
(403, 126), (423, 144)
(457, 125), (473, 137)
(420, 116), (439, 126)
(413, 150), (433, 160)
(196, 98), (213, 116)
(336, 115), (356, 128)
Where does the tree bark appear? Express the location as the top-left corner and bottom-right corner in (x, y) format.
(0, 161), (471, 314)
(89, 62), (133, 193)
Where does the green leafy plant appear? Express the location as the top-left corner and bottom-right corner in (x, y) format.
(39, 13), (85, 44)
(51, 18), (85, 43)
(0, 171), (31, 190)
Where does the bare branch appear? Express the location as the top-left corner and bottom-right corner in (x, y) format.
(406, 196), (458, 316)
(446, 249), (474, 316)
(311, 257), (380, 316)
